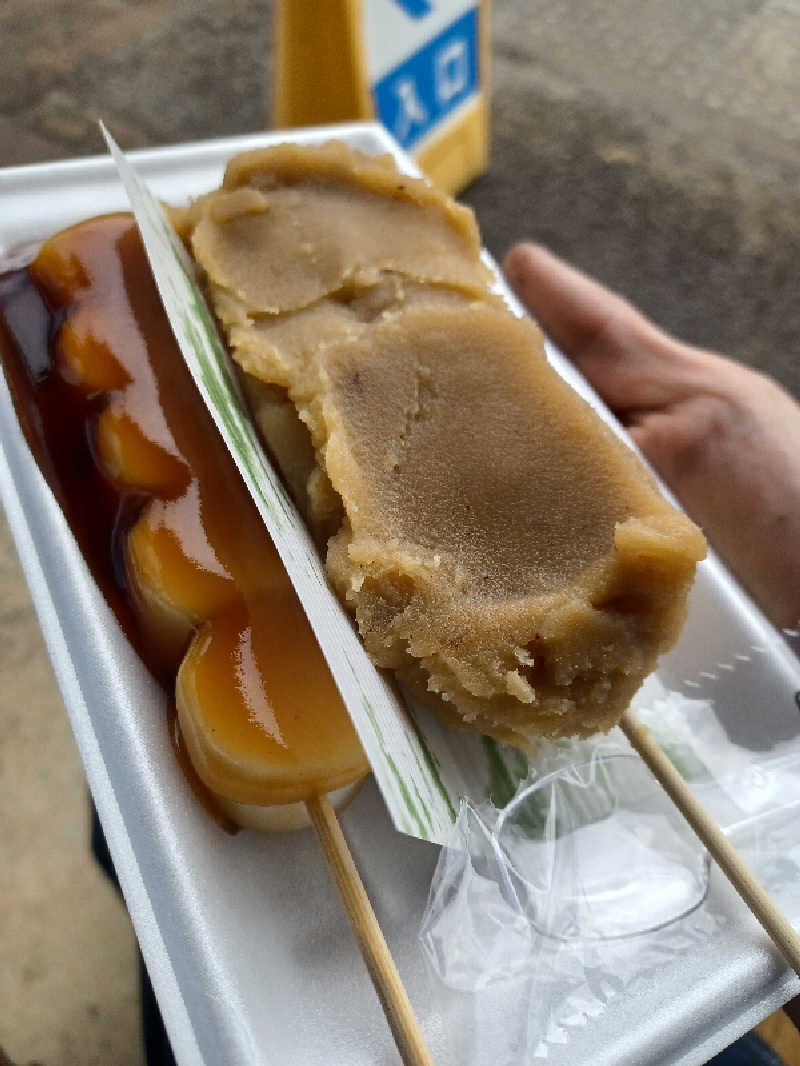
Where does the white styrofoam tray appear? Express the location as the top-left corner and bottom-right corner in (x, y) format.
(1, 122), (800, 1066)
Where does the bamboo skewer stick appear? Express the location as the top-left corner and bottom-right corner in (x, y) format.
(305, 793), (436, 1066)
(619, 708), (800, 975)
(306, 707), (800, 1066)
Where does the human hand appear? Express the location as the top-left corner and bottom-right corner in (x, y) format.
(504, 242), (800, 630)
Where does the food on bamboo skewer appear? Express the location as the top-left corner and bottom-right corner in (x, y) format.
(0, 205), (438, 1065)
(1, 213), (369, 831)
(0, 142), (704, 832)
(176, 140), (706, 748)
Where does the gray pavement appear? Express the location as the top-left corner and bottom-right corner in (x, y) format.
(2, 2), (800, 1064)
(473, 0), (800, 399)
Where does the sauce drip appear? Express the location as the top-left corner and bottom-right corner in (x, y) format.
(0, 256), (152, 665)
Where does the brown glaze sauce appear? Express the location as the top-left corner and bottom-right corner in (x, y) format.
(0, 213), (366, 831)
(0, 252), (147, 653)
(0, 217), (240, 828)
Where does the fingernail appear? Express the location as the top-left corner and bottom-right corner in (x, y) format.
(502, 243), (536, 291)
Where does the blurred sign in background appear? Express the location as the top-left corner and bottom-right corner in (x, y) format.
(273, 0), (490, 192)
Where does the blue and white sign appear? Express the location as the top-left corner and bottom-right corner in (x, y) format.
(364, 0), (480, 150)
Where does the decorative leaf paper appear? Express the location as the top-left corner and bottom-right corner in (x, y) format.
(102, 124), (534, 845)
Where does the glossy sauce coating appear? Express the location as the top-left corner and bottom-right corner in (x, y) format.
(0, 214), (368, 822)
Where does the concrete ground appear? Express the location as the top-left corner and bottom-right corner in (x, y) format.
(1, 2), (799, 1064)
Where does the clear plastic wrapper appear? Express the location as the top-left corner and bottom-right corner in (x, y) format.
(421, 631), (800, 1063)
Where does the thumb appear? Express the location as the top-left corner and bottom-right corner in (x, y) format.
(502, 242), (702, 414)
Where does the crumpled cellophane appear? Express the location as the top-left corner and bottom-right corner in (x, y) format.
(420, 627), (800, 1064)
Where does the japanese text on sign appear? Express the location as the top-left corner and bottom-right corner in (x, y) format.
(372, 6), (479, 150)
